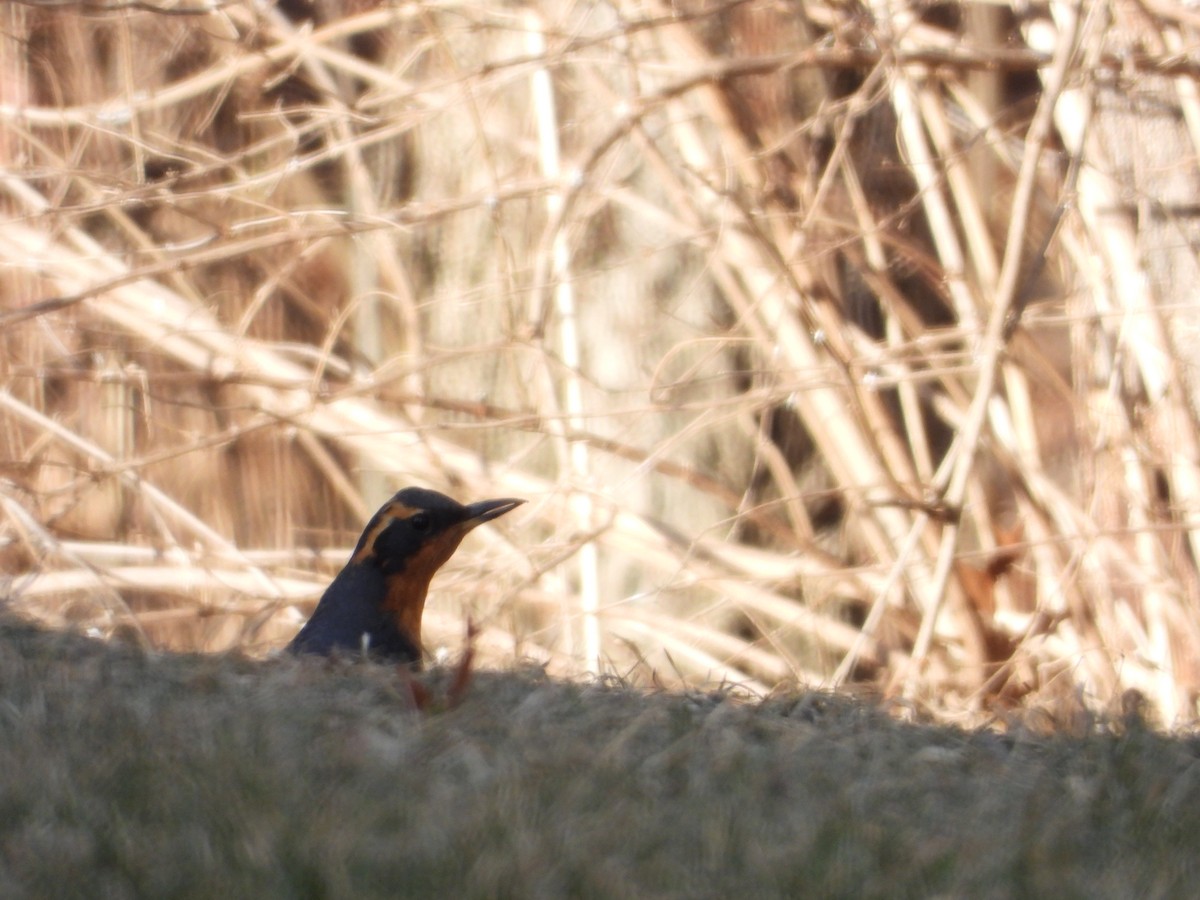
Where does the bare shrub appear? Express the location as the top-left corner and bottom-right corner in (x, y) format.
(3, 0), (1199, 724)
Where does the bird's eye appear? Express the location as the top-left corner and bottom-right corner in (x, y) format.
(409, 512), (432, 533)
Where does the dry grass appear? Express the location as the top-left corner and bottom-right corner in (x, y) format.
(3, 0), (1200, 725)
(4, 613), (1200, 897)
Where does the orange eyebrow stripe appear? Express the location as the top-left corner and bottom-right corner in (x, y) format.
(381, 502), (420, 521)
(350, 502), (421, 564)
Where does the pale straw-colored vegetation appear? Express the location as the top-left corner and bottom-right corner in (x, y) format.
(3, 0), (1200, 726)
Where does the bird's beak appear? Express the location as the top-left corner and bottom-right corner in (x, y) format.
(462, 497), (525, 529)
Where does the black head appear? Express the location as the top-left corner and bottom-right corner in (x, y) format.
(350, 487), (524, 573)
(349, 487), (523, 656)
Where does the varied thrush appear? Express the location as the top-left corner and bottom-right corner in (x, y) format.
(288, 487), (524, 666)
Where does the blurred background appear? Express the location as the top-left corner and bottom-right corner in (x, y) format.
(2, 0), (1199, 725)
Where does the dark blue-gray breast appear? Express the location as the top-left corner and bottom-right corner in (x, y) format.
(287, 562), (420, 663)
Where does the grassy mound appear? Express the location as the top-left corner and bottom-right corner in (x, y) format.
(2, 616), (1197, 898)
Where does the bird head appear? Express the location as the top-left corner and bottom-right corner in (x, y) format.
(349, 487), (524, 652)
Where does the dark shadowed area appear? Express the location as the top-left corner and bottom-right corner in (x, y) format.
(3, 614), (1198, 898)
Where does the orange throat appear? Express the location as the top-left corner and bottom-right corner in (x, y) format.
(383, 576), (430, 652)
(379, 528), (470, 653)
